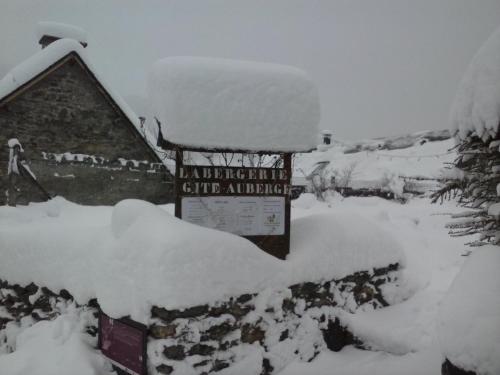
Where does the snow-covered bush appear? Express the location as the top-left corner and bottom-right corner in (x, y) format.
(434, 24), (500, 375)
(433, 26), (500, 246)
(380, 171), (405, 199)
(433, 136), (500, 246)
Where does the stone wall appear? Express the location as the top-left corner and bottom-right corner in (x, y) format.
(148, 264), (398, 374)
(0, 56), (174, 205)
(0, 263), (400, 374)
(0, 280), (98, 355)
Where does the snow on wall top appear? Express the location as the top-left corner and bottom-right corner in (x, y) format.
(438, 245), (500, 375)
(36, 21), (88, 43)
(0, 198), (404, 324)
(0, 38), (165, 162)
(148, 57), (321, 152)
(450, 26), (500, 140)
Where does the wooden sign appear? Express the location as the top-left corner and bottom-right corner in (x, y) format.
(98, 312), (148, 375)
(175, 149), (292, 259)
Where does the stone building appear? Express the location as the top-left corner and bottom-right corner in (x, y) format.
(0, 27), (174, 205)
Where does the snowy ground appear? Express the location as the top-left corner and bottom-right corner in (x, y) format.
(279, 194), (469, 375)
(0, 193), (469, 375)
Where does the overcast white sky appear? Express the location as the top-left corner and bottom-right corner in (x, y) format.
(1, 0), (500, 140)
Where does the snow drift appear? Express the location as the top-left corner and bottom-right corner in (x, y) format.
(438, 245), (500, 375)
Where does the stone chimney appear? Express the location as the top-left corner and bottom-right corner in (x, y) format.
(321, 130), (333, 145)
(37, 22), (88, 49)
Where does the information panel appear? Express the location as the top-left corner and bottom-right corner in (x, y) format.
(182, 196), (285, 236)
(98, 313), (147, 375)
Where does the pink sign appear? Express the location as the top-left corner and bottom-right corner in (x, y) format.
(98, 312), (147, 375)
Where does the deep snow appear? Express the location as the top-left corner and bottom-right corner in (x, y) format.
(148, 57), (320, 152)
(0, 132), (490, 375)
(0, 193), (474, 375)
(438, 245), (500, 375)
(279, 194), (471, 375)
(0, 197), (403, 324)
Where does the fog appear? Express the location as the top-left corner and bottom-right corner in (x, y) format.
(1, 0), (499, 139)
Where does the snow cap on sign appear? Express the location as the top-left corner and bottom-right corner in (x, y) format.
(450, 25), (500, 140)
(148, 57), (321, 152)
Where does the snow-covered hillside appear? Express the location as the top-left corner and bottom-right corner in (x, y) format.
(294, 130), (456, 197)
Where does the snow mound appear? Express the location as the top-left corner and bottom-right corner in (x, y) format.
(288, 213), (404, 283)
(111, 199), (157, 237)
(0, 309), (113, 375)
(99, 200), (284, 319)
(148, 56), (320, 152)
(292, 193), (317, 210)
(0, 199), (405, 323)
(36, 21), (88, 44)
(438, 245), (500, 375)
(0, 199), (283, 322)
(451, 25), (500, 140)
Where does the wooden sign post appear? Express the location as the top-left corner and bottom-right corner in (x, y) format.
(172, 147), (292, 259)
(149, 57), (320, 260)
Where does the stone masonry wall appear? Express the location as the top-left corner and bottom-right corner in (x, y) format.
(0, 263), (400, 374)
(0, 56), (174, 205)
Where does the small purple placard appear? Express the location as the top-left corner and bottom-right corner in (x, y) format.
(98, 312), (147, 375)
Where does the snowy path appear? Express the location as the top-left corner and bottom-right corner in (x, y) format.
(279, 195), (468, 375)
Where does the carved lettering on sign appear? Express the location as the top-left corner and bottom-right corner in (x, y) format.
(178, 166), (290, 196)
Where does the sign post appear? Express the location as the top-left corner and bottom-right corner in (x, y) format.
(174, 148), (292, 259)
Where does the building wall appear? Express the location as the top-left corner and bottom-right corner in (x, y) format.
(0, 56), (174, 205)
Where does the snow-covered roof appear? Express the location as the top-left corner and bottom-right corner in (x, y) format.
(450, 26), (500, 141)
(0, 38), (166, 163)
(36, 21), (88, 44)
(0, 198), (403, 323)
(148, 57), (321, 153)
(0, 39), (137, 126)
